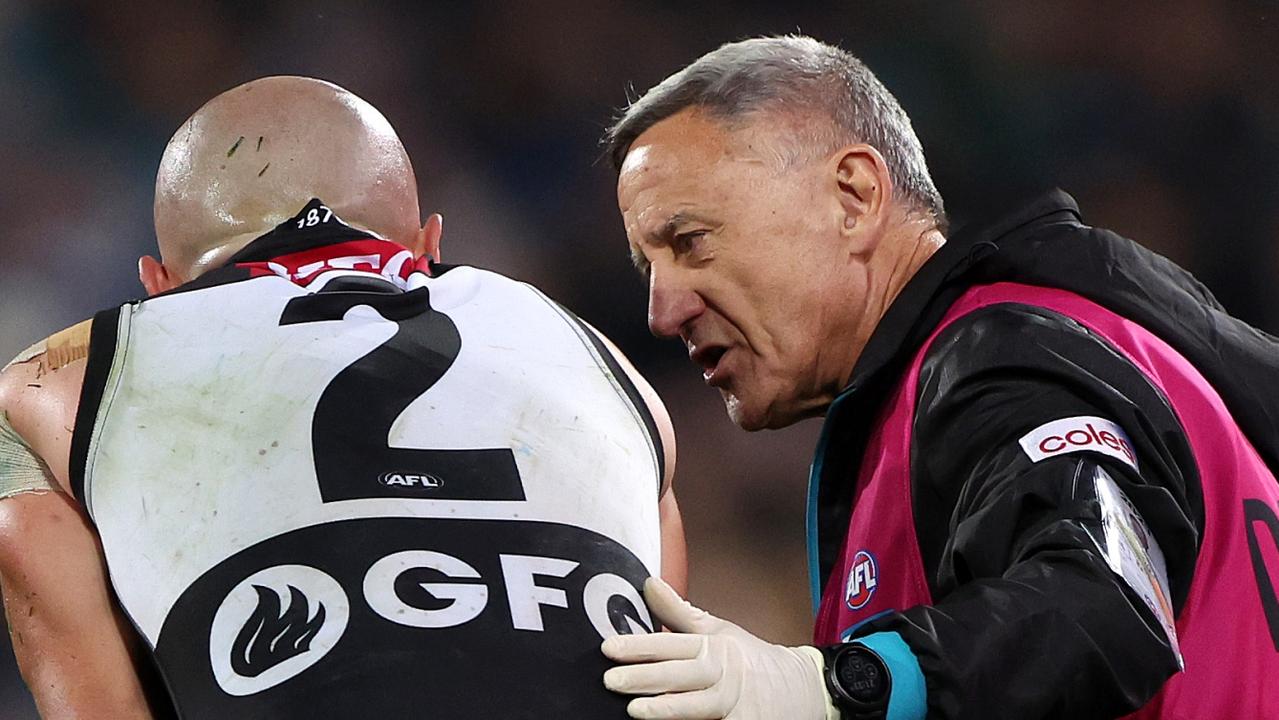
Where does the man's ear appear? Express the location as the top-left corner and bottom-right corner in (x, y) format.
(138, 256), (183, 297)
(413, 213), (443, 263)
(833, 144), (893, 256)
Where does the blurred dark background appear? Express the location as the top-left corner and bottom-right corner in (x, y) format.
(0, 1), (1276, 715)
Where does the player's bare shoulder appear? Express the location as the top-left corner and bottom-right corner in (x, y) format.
(0, 319), (94, 492)
(2, 319), (92, 406)
(6, 317), (88, 364)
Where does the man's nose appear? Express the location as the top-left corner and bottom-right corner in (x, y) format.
(647, 271), (705, 339)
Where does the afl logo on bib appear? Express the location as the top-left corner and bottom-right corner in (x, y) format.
(844, 550), (879, 610)
(208, 565), (350, 696)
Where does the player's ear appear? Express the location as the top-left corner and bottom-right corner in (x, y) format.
(138, 256), (182, 297)
(414, 213), (443, 263)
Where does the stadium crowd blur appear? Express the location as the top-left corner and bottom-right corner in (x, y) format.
(0, 1), (1276, 714)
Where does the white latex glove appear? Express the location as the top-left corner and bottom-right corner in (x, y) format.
(602, 577), (839, 720)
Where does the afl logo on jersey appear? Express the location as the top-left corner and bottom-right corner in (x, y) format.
(378, 472), (444, 489)
(208, 565), (350, 697)
(844, 550), (879, 611)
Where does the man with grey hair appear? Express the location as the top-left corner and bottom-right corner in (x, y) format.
(599, 35), (1279, 719)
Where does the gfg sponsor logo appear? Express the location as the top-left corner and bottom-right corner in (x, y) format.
(844, 550), (878, 611)
(210, 550), (654, 696)
(1018, 416), (1138, 471)
(362, 550), (653, 639)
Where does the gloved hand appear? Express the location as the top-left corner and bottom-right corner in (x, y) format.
(602, 577), (838, 720)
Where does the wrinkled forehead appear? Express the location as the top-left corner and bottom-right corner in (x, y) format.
(616, 110), (774, 230)
(619, 114), (724, 201)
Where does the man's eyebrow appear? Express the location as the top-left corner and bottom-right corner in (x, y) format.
(628, 210), (715, 276)
(660, 211), (710, 237)
(660, 212), (689, 237)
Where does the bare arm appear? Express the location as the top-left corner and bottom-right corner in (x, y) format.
(0, 492), (156, 719)
(0, 337), (157, 718)
(658, 491), (688, 597)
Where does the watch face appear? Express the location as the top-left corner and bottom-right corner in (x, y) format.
(836, 647), (890, 704)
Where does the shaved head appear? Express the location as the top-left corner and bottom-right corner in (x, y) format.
(154, 76), (421, 278)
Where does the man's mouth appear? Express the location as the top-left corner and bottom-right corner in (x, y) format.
(690, 345), (730, 386)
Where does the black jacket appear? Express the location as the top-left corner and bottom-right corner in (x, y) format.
(812, 190), (1279, 717)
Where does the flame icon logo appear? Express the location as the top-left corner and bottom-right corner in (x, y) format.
(231, 585), (326, 677)
(210, 564), (349, 696)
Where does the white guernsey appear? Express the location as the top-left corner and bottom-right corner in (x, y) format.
(70, 204), (669, 716)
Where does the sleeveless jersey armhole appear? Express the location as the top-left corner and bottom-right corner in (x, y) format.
(525, 288), (665, 496)
(70, 305), (132, 517)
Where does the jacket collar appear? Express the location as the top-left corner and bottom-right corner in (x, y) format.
(841, 189), (1082, 401)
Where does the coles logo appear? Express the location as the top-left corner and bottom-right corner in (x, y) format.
(1017, 416), (1138, 471)
(844, 550), (878, 611)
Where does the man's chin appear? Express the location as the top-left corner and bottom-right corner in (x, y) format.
(723, 392), (782, 431)
(722, 385), (816, 430)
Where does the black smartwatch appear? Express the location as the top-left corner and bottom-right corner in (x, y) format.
(820, 643), (892, 719)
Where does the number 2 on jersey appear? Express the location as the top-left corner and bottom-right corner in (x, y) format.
(279, 286), (524, 503)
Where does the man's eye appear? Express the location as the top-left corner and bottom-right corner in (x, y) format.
(673, 231), (708, 253)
